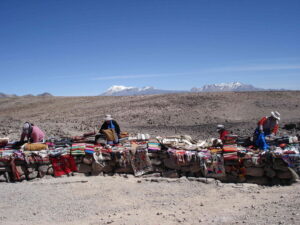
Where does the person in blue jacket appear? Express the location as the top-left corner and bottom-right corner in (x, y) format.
(99, 114), (121, 144)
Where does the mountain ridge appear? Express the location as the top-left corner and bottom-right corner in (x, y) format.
(101, 82), (266, 96)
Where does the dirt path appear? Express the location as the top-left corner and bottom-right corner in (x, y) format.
(0, 175), (299, 225)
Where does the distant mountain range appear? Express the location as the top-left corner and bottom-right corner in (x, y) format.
(190, 82), (264, 92)
(101, 85), (184, 96)
(100, 82), (267, 96)
(0, 92), (53, 98)
(0, 82), (288, 97)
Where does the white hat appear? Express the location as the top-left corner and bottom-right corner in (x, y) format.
(104, 114), (113, 121)
(216, 124), (225, 131)
(271, 111), (280, 120)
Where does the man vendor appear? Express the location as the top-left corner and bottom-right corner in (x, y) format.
(99, 114), (121, 144)
(254, 111), (280, 150)
(20, 122), (45, 143)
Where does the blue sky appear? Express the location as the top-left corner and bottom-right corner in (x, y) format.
(0, 0), (299, 96)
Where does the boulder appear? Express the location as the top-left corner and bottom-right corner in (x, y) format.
(245, 167), (264, 177)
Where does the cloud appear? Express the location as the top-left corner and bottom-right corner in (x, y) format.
(207, 64), (300, 73)
(91, 73), (175, 80)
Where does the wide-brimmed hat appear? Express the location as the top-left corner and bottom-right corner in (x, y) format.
(271, 111), (280, 120)
(216, 124), (225, 131)
(104, 114), (113, 121)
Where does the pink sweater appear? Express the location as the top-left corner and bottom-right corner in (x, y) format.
(21, 126), (45, 143)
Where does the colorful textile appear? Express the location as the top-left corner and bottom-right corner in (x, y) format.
(49, 155), (77, 177)
(130, 148), (152, 176)
(200, 153), (225, 178)
(219, 130), (229, 141)
(223, 145), (238, 152)
(113, 150), (131, 168)
(70, 143), (85, 155)
(147, 142), (161, 151)
(223, 152), (238, 161)
(168, 149), (186, 165)
(222, 134), (238, 145)
(85, 144), (95, 154)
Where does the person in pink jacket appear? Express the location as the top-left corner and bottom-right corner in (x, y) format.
(20, 122), (45, 143)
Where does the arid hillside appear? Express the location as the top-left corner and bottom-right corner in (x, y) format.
(1, 91), (300, 140)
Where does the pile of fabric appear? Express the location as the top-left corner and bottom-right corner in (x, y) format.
(0, 133), (299, 185)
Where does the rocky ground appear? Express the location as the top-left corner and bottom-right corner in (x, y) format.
(1, 91), (300, 140)
(1, 91), (300, 225)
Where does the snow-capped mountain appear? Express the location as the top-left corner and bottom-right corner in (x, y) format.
(101, 83), (266, 96)
(0, 92), (53, 98)
(101, 85), (183, 96)
(191, 82), (263, 92)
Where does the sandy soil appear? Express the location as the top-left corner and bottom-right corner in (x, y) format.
(1, 91), (300, 225)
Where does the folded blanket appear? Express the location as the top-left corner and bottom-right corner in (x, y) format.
(223, 145), (238, 153)
(147, 142), (161, 151)
(24, 143), (48, 151)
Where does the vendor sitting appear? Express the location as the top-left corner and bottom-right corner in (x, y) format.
(99, 114), (121, 144)
(20, 122), (45, 143)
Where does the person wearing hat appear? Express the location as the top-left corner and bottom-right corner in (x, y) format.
(253, 111), (280, 150)
(217, 124), (229, 141)
(99, 115), (121, 144)
(20, 122), (45, 143)
(257, 111), (280, 136)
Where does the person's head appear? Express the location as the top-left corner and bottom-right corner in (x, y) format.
(216, 124), (225, 133)
(270, 111), (280, 121)
(23, 122), (33, 135)
(104, 114), (113, 123)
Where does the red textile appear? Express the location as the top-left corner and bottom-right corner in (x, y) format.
(219, 130), (229, 141)
(50, 155), (77, 177)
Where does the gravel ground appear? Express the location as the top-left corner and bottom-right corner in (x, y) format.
(0, 175), (299, 225)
